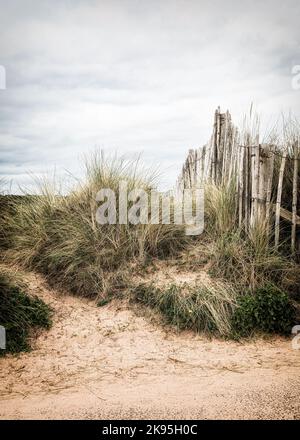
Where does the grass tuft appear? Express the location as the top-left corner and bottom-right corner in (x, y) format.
(132, 281), (237, 336)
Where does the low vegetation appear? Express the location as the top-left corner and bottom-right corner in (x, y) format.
(132, 281), (296, 338)
(132, 281), (237, 336)
(232, 284), (296, 337)
(0, 268), (52, 355)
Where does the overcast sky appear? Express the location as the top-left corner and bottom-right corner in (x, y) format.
(0, 0), (300, 193)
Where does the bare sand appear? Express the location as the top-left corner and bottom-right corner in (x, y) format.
(0, 270), (300, 419)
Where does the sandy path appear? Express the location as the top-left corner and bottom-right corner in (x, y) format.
(0, 270), (300, 419)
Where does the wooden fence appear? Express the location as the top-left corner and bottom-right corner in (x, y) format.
(176, 107), (300, 252)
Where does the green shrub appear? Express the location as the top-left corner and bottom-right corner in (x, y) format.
(232, 284), (296, 337)
(132, 281), (237, 336)
(0, 269), (52, 355)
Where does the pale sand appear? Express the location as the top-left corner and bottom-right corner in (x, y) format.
(0, 270), (299, 419)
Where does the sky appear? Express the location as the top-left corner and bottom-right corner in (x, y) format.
(0, 0), (300, 193)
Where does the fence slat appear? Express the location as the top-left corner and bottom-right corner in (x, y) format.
(275, 152), (287, 249)
(291, 142), (299, 253)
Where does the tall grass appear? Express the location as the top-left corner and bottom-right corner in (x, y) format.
(202, 180), (297, 291)
(205, 180), (237, 236)
(208, 230), (293, 291)
(2, 153), (188, 299)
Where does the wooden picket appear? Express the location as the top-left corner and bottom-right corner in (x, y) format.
(176, 108), (300, 252)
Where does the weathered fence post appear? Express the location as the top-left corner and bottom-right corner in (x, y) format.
(275, 151), (287, 249)
(265, 148), (275, 231)
(291, 141), (299, 253)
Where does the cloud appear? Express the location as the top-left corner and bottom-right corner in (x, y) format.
(0, 0), (300, 193)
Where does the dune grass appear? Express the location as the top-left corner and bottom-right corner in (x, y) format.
(2, 153), (188, 299)
(201, 180), (299, 293)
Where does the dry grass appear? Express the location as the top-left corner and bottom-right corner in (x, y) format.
(1, 152), (189, 299)
(200, 180), (299, 292)
(205, 180), (237, 236)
